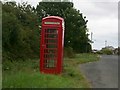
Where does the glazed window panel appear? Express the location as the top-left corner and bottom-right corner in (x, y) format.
(44, 59), (56, 68)
(45, 29), (58, 34)
(46, 44), (57, 48)
(45, 39), (57, 43)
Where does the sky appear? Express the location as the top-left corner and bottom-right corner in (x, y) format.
(2, 0), (119, 50)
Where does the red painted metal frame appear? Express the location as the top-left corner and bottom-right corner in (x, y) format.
(40, 16), (64, 74)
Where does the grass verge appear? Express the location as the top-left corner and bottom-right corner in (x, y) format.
(2, 53), (99, 88)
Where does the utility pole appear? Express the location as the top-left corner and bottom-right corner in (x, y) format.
(91, 32), (93, 50)
(105, 40), (107, 47)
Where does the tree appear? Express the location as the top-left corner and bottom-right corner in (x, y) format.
(2, 0), (92, 61)
(36, 1), (91, 53)
(2, 2), (40, 61)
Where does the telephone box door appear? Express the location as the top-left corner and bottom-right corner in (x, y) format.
(40, 27), (59, 74)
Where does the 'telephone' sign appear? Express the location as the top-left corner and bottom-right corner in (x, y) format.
(44, 22), (60, 25)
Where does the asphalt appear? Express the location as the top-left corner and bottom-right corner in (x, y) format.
(79, 55), (118, 88)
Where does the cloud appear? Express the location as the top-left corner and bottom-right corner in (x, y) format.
(73, 0), (118, 49)
(73, 1), (118, 18)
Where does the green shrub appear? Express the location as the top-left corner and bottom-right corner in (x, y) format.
(101, 49), (113, 55)
(64, 47), (75, 58)
(96, 51), (103, 54)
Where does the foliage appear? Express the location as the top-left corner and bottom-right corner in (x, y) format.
(2, 0), (91, 61)
(96, 50), (103, 54)
(64, 47), (75, 58)
(36, 1), (91, 53)
(2, 2), (40, 61)
(101, 49), (113, 55)
(3, 53), (99, 88)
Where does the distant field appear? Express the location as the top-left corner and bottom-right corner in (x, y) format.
(2, 53), (99, 88)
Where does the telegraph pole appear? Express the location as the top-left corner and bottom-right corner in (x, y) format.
(105, 40), (107, 47)
(91, 32), (93, 50)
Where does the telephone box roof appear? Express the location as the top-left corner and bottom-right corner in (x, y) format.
(42, 16), (64, 21)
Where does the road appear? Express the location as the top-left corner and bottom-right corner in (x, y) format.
(79, 55), (118, 88)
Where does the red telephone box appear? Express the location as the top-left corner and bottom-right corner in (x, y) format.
(40, 16), (64, 74)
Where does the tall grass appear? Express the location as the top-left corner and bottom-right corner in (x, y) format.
(2, 53), (99, 88)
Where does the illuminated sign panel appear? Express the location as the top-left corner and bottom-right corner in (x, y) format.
(44, 22), (60, 25)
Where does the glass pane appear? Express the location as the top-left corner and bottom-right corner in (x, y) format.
(44, 49), (56, 54)
(45, 34), (57, 38)
(46, 44), (57, 48)
(45, 29), (58, 34)
(44, 59), (56, 68)
(43, 28), (58, 68)
(45, 39), (57, 43)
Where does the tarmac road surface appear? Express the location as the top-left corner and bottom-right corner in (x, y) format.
(79, 55), (118, 88)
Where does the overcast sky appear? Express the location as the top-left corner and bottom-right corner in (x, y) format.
(73, 0), (118, 50)
(3, 0), (119, 50)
